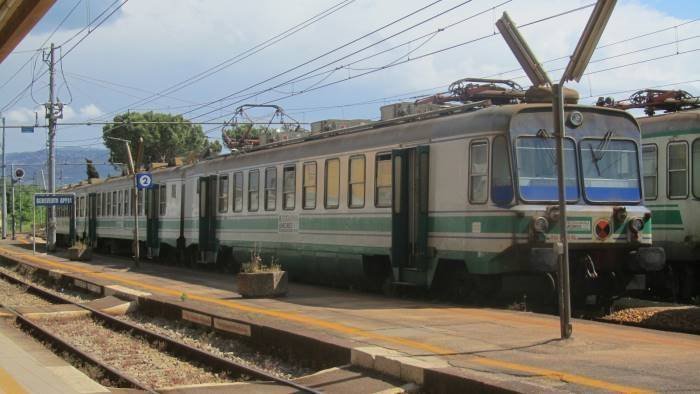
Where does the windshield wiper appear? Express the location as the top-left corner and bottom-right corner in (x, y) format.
(589, 130), (614, 176)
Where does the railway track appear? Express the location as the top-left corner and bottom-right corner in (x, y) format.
(0, 270), (320, 393)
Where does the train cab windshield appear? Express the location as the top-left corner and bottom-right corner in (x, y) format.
(580, 138), (641, 202)
(515, 136), (579, 201)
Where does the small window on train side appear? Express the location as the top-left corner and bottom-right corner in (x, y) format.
(283, 165), (296, 210)
(218, 175), (229, 213)
(130, 188), (135, 216)
(491, 136), (513, 205)
(469, 140), (489, 204)
(265, 167), (277, 211)
(233, 171), (243, 212)
(138, 189), (144, 216)
(668, 141), (688, 199)
(325, 158), (340, 209)
(642, 144), (657, 200)
(96, 194), (101, 217)
(248, 170), (260, 211)
(159, 184), (167, 216)
(349, 155), (365, 208)
(693, 139), (700, 199)
(303, 162), (317, 209)
(117, 190), (123, 216)
(124, 189), (129, 216)
(375, 153), (392, 207)
(171, 184), (177, 199)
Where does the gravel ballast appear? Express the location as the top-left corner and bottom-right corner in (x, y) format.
(0, 279), (53, 308)
(45, 317), (235, 388)
(119, 313), (314, 379)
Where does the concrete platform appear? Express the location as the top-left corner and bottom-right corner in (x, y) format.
(0, 318), (109, 393)
(1, 240), (699, 393)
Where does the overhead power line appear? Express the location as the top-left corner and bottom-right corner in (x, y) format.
(91, 0), (357, 122)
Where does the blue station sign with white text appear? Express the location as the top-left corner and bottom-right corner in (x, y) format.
(34, 194), (74, 206)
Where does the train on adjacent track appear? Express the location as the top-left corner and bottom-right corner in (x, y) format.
(55, 82), (666, 305)
(598, 89), (700, 301)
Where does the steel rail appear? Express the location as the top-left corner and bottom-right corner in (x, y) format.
(0, 299), (155, 392)
(0, 270), (321, 394)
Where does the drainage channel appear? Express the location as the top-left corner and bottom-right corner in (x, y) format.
(0, 269), (321, 393)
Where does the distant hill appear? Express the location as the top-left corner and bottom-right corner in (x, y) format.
(4, 147), (120, 187)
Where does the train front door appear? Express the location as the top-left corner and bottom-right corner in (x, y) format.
(198, 176), (217, 263)
(145, 185), (160, 256)
(87, 193), (97, 247)
(391, 145), (429, 283)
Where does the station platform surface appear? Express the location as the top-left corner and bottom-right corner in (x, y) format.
(1, 239), (699, 393)
(0, 317), (109, 394)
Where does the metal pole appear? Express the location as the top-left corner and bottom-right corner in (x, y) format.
(32, 199), (35, 254)
(1, 116), (6, 239)
(124, 140), (140, 268)
(553, 83), (572, 339)
(46, 43), (57, 251)
(18, 180), (21, 233)
(10, 164), (15, 241)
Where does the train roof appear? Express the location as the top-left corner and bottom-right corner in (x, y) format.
(60, 101), (634, 192)
(638, 108), (700, 137)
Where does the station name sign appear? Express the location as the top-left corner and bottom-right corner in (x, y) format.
(34, 194), (74, 206)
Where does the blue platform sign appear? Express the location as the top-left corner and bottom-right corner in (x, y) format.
(136, 172), (153, 189)
(34, 194), (74, 206)
(21, 126), (34, 133)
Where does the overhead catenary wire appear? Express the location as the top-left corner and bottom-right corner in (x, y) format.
(182, 0), (454, 120)
(91, 0), (357, 123)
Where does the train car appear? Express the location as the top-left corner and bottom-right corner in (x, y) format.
(57, 92), (665, 303)
(639, 108), (700, 300)
(598, 89), (700, 300)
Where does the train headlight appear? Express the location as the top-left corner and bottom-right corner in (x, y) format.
(628, 217), (645, 233)
(533, 217), (549, 233)
(613, 206), (627, 224)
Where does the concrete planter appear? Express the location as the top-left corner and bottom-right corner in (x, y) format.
(236, 271), (288, 298)
(67, 246), (92, 261)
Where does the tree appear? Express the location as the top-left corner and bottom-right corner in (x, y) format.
(222, 124), (275, 149)
(103, 112), (221, 166)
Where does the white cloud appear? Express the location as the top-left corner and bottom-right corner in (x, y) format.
(0, 0), (698, 153)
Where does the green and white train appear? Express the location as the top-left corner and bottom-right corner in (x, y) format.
(639, 109), (700, 300)
(56, 99), (665, 301)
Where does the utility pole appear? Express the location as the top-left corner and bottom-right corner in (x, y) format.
(45, 43), (61, 252)
(17, 179), (21, 233)
(10, 164), (14, 240)
(1, 116), (6, 240)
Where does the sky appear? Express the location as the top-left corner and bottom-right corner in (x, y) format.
(0, 0), (698, 154)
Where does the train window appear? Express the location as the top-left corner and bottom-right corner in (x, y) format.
(102, 192), (107, 216)
(668, 141), (688, 199)
(159, 184), (167, 216)
(218, 175), (229, 213)
(349, 155), (365, 208)
(248, 170), (260, 211)
(171, 184), (177, 199)
(375, 153), (391, 207)
(96, 194), (101, 217)
(130, 188), (135, 216)
(118, 190), (123, 216)
(124, 189), (130, 216)
(469, 140), (489, 204)
(233, 171), (243, 212)
(693, 139), (700, 199)
(303, 162), (317, 209)
(112, 191), (117, 216)
(106, 192), (111, 216)
(325, 158), (340, 209)
(138, 189), (144, 216)
(265, 167), (277, 211)
(283, 165), (296, 210)
(199, 179), (207, 217)
(642, 144), (657, 200)
(491, 136), (513, 205)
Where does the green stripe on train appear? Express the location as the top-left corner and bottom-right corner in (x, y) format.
(650, 209), (683, 225)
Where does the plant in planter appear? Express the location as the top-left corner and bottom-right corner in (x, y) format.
(67, 240), (92, 261)
(236, 249), (288, 298)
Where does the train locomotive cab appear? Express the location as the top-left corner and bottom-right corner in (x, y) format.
(509, 106), (665, 303)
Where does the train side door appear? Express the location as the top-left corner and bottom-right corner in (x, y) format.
(198, 176), (217, 262)
(146, 185), (160, 253)
(391, 145), (430, 282)
(87, 193), (97, 247)
(68, 200), (76, 246)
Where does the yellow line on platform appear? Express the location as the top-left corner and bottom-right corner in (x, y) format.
(0, 367), (27, 394)
(0, 246), (652, 393)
